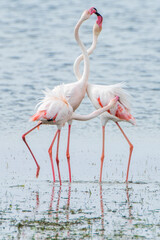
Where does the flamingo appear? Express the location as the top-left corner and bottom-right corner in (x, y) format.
(73, 12), (136, 183)
(22, 7), (97, 182)
(22, 7), (119, 185)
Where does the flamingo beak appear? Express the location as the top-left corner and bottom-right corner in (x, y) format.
(88, 7), (97, 15)
(95, 12), (103, 28)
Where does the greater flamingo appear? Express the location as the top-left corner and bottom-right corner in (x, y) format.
(22, 7), (98, 183)
(22, 7), (120, 184)
(74, 12), (136, 183)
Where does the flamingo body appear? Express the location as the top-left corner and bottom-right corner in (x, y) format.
(22, 8), (100, 184)
(87, 83), (136, 126)
(31, 87), (73, 128)
(73, 13), (135, 182)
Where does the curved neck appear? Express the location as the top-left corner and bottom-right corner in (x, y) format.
(74, 31), (98, 80)
(71, 99), (115, 121)
(74, 18), (89, 86)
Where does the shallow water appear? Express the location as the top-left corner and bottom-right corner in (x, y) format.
(0, 0), (160, 239)
(1, 181), (160, 239)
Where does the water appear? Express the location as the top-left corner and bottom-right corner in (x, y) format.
(0, 0), (160, 239)
(1, 182), (160, 239)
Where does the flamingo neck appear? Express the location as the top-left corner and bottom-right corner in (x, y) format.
(74, 18), (89, 87)
(74, 30), (98, 81)
(89, 32), (98, 57)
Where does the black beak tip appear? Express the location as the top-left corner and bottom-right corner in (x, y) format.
(93, 7), (97, 12)
(95, 12), (102, 17)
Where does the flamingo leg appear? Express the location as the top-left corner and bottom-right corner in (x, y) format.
(56, 130), (62, 185)
(22, 122), (42, 177)
(48, 130), (59, 182)
(66, 124), (71, 182)
(116, 122), (133, 182)
(100, 126), (105, 182)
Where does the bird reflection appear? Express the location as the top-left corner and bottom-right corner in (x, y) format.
(36, 166), (40, 178)
(99, 183), (133, 239)
(36, 191), (40, 211)
(48, 184), (55, 216)
(66, 183), (71, 221)
(48, 185), (62, 221)
(66, 184), (71, 238)
(56, 185), (62, 222)
(125, 183), (132, 223)
(99, 184), (105, 239)
(49, 183), (71, 238)
(48, 183), (71, 224)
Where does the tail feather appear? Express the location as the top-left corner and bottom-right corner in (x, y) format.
(109, 82), (131, 111)
(31, 110), (47, 121)
(115, 103), (136, 125)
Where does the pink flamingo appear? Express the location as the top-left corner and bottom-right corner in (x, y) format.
(74, 12), (136, 183)
(22, 8), (95, 181)
(22, 7), (101, 183)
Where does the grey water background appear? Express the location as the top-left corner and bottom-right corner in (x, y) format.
(0, 0), (160, 239)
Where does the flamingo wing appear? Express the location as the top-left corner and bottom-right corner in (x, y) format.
(31, 86), (73, 123)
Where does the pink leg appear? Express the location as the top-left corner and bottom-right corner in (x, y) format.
(116, 122), (133, 182)
(56, 130), (62, 185)
(48, 130), (59, 182)
(100, 126), (105, 182)
(22, 122), (42, 177)
(66, 124), (71, 182)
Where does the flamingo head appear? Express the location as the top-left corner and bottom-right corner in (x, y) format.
(95, 12), (103, 28)
(80, 7), (97, 21)
(93, 13), (103, 36)
(88, 7), (97, 15)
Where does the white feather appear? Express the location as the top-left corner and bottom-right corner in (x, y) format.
(35, 85), (73, 123)
(87, 82), (131, 111)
